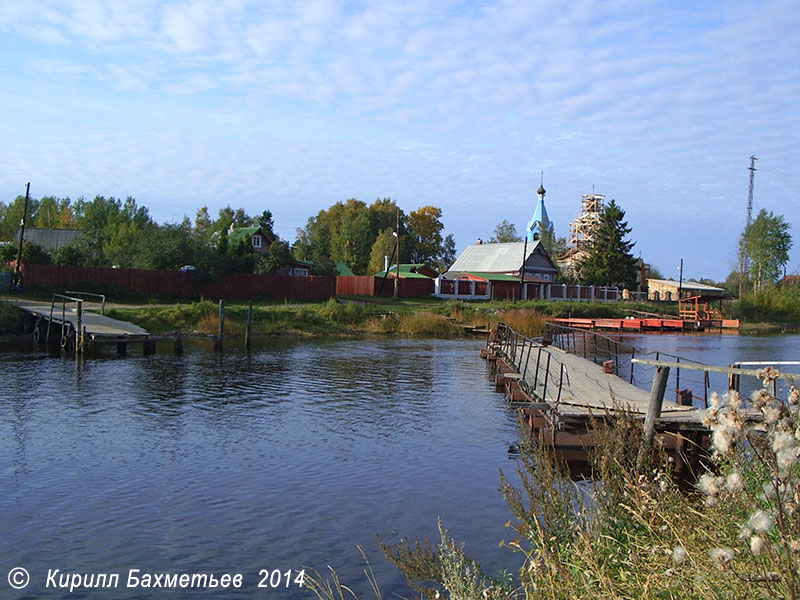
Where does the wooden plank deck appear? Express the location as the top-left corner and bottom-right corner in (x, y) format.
(15, 300), (148, 341)
(517, 345), (696, 419)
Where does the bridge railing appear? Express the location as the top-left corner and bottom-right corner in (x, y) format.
(544, 322), (633, 377)
(493, 323), (570, 406)
(46, 293), (84, 349)
(65, 290), (106, 315)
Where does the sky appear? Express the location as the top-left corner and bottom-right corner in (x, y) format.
(1, 0), (799, 282)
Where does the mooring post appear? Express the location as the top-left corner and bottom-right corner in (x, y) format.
(215, 299), (225, 352)
(728, 364), (740, 392)
(245, 300), (253, 352)
(173, 330), (183, 355)
(640, 365), (671, 463)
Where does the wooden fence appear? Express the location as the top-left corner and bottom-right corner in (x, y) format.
(20, 264), (336, 300)
(335, 275), (435, 298)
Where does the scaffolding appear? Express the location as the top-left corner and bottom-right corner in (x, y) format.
(568, 193), (605, 251)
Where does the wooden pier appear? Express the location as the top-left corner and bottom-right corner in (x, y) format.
(548, 315), (740, 333)
(483, 323), (768, 470)
(14, 295), (152, 355)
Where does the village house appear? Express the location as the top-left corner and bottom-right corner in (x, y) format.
(228, 226), (272, 255)
(14, 227), (83, 252)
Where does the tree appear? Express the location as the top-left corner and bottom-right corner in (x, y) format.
(257, 210), (275, 239)
(406, 206), (456, 270)
(0, 195), (40, 241)
(195, 206), (213, 243)
(257, 240), (293, 274)
(579, 199), (638, 289)
(329, 199), (372, 274)
(740, 209), (792, 291)
(368, 227), (398, 275)
(489, 220), (522, 243)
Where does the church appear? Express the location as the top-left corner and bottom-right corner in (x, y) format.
(441, 183), (558, 296)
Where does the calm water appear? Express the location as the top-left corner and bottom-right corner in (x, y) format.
(619, 333), (800, 404)
(2, 333), (798, 599)
(1, 337), (521, 599)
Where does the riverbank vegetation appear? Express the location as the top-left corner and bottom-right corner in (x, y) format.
(3, 286), (800, 337)
(99, 297), (682, 337)
(309, 370), (800, 600)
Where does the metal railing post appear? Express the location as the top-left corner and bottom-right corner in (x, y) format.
(542, 353), (552, 400)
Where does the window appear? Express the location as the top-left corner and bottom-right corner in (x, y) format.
(252, 235), (261, 248)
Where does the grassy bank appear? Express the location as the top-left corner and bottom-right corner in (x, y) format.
(4, 291), (799, 337)
(103, 297), (675, 338)
(100, 298), (545, 338)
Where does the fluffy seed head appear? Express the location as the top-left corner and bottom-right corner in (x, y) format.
(750, 536), (765, 555)
(748, 510), (774, 534)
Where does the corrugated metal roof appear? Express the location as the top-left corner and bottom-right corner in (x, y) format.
(647, 278), (724, 292)
(447, 241), (538, 273)
(15, 228), (83, 252)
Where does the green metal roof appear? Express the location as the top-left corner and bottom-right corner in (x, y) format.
(228, 227), (260, 246)
(375, 270), (432, 279)
(334, 262), (355, 276)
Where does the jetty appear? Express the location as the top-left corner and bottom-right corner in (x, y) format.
(14, 293), (153, 355)
(483, 323), (778, 470)
(549, 310), (740, 333)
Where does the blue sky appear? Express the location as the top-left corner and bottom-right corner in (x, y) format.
(1, 0), (798, 282)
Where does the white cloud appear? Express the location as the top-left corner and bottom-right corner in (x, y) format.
(1, 0), (799, 278)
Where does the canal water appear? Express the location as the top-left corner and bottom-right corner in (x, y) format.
(2, 333), (798, 599)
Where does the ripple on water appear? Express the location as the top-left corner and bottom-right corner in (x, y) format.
(1, 337), (519, 598)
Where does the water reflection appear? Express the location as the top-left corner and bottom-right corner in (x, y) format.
(0, 337), (519, 599)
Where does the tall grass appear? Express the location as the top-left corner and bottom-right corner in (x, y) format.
(730, 285), (800, 323)
(398, 312), (462, 336)
(312, 374), (800, 600)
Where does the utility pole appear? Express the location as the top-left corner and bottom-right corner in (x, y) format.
(393, 207), (400, 298)
(13, 182), (31, 290)
(739, 155), (757, 298)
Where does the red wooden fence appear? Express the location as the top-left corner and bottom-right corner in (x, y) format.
(335, 276), (434, 298)
(20, 264), (336, 300)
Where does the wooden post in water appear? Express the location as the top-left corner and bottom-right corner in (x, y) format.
(639, 365), (670, 467)
(173, 330), (183, 355)
(215, 299), (225, 352)
(245, 300), (253, 352)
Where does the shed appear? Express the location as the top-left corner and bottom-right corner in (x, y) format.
(647, 278), (725, 302)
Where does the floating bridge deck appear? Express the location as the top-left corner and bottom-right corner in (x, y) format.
(483, 323), (773, 466)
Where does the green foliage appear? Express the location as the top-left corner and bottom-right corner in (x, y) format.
(310, 255), (338, 277)
(20, 241), (52, 265)
(297, 198), (408, 275)
(0, 301), (25, 333)
(0, 194), (41, 241)
(0, 243), (17, 263)
(489, 219), (522, 243)
(729, 284), (800, 323)
(368, 228), (397, 275)
(579, 199), (638, 289)
(256, 240), (293, 275)
(257, 210), (275, 238)
(407, 206), (456, 270)
(740, 209), (792, 291)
